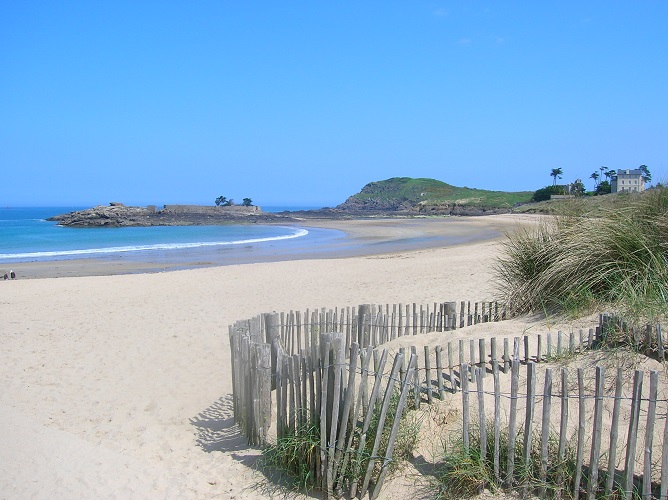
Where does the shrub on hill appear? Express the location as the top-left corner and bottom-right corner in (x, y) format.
(594, 180), (611, 195)
(531, 185), (566, 202)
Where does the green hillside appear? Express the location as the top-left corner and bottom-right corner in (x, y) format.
(338, 177), (532, 212)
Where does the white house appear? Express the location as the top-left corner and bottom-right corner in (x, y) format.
(611, 169), (645, 193)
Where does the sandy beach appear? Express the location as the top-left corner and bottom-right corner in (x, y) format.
(0, 214), (600, 499)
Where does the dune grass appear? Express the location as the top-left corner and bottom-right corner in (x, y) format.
(494, 187), (668, 322)
(433, 421), (642, 499)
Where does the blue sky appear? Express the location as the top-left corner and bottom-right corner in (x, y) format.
(1, 2), (666, 207)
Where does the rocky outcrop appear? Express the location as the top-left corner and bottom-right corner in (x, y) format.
(48, 205), (155, 227)
(48, 203), (291, 227)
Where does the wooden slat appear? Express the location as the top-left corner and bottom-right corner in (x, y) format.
(556, 368), (569, 499)
(605, 368), (623, 496)
(436, 345), (444, 400)
(424, 345), (433, 404)
(587, 366), (605, 498)
(462, 363), (470, 454)
(642, 371), (659, 499)
(506, 358), (520, 487)
(540, 368), (552, 497)
(522, 361), (536, 490)
(623, 370), (643, 499)
(476, 367), (487, 463)
(573, 368), (586, 499)
(493, 361), (501, 484)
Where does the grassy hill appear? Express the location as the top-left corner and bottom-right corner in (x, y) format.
(513, 190), (653, 215)
(337, 177), (532, 213)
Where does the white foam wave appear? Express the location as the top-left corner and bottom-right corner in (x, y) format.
(0, 228), (309, 260)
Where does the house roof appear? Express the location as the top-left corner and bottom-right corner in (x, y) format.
(614, 169), (642, 176)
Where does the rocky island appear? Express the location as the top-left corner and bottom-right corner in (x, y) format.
(47, 203), (296, 227)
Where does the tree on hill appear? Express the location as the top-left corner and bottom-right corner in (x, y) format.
(590, 171), (600, 188)
(599, 166), (608, 180)
(550, 168), (563, 186)
(639, 165), (652, 184)
(242, 198), (253, 207)
(215, 196), (234, 206)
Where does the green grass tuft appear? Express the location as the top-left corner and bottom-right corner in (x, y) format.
(433, 421), (643, 499)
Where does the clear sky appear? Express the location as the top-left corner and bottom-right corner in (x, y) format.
(2, 2), (666, 207)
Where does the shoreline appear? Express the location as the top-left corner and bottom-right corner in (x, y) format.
(3, 214), (537, 280)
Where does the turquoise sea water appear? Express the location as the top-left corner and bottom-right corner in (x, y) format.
(0, 207), (319, 263)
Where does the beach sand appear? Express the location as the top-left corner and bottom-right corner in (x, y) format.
(0, 214), (603, 499)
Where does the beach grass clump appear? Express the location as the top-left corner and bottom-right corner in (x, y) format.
(495, 187), (668, 321)
(262, 422), (321, 493)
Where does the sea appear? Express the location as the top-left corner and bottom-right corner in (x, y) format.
(0, 206), (338, 265)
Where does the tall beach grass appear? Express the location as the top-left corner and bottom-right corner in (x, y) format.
(495, 187), (668, 321)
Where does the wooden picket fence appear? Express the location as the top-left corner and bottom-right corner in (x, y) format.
(228, 302), (667, 498)
(261, 300), (507, 359)
(459, 361), (668, 498)
(229, 327), (418, 499)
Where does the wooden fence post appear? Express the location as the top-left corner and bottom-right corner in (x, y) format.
(493, 362), (501, 484)
(436, 345), (444, 400)
(506, 358), (520, 487)
(424, 345), (433, 404)
(623, 370), (643, 499)
(660, 388), (668, 499)
(522, 361), (536, 495)
(587, 366), (605, 498)
(540, 368), (552, 497)
(476, 367), (487, 464)
(574, 368), (586, 498)
(642, 371), (659, 499)
(557, 367), (569, 498)
(605, 368), (623, 496)
(461, 363), (470, 455)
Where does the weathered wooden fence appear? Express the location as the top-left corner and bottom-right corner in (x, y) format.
(229, 327), (418, 498)
(459, 361), (668, 498)
(256, 300), (507, 359)
(228, 302), (666, 498)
